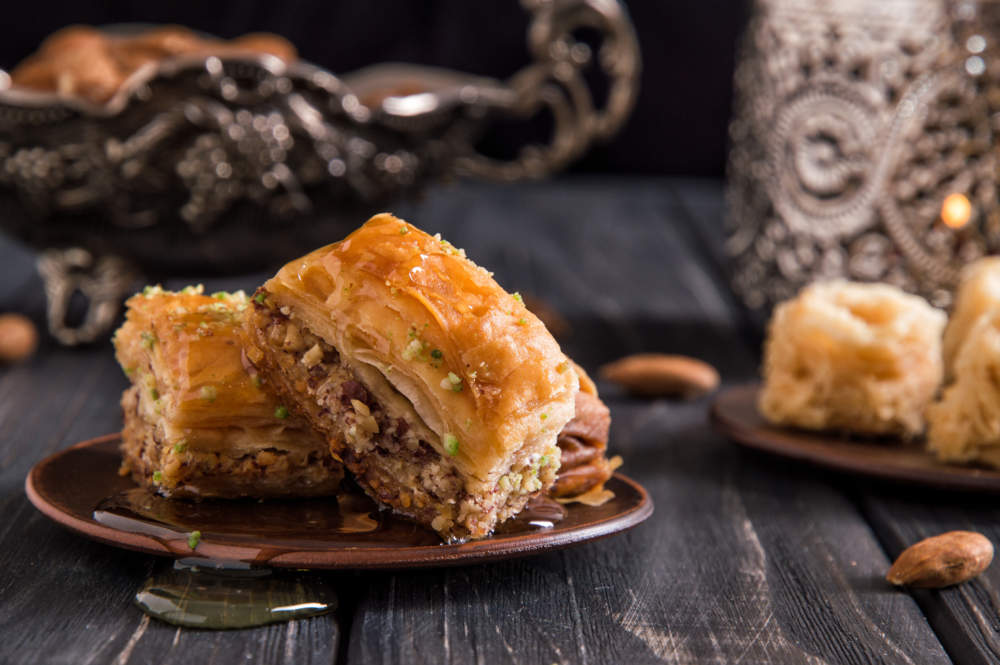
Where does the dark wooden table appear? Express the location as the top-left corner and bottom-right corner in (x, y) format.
(2, 177), (998, 664)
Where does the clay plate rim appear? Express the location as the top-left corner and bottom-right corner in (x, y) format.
(25, 434), (653, 569)
(711, 383), (1000, 492)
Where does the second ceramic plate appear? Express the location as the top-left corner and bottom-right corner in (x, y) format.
(711, 383), (1000, 492)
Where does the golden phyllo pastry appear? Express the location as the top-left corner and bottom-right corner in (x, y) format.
(927, 309), (1000, 468)
(759, 280), (945, 438)
(943, 257), (1000, 375)
(243, 214), (579, 541)
(113, 286), (342, 498)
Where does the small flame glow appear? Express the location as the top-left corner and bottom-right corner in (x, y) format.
(941, 193), (972, 229)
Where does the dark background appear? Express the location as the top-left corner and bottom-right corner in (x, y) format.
(0, 0), (749, 177)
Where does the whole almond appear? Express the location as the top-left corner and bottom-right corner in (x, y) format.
(887, 531), (993, 588)
(0, 313), (38, 363)
(599, 354), (720, 398)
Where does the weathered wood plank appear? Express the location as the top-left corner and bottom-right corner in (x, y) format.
(348, 394), (951, 664)
(0, 179), (961, 664)
(859, 486), (1000, 665)
(0, 297), (338, 665)
(347, 181), (949, 665)
(671, 177), (997, 665)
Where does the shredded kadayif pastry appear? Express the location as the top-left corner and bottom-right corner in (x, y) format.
(928, 309), (1000, 468)
(759, 280), (945, 438)
(942, 257), (1000, 376)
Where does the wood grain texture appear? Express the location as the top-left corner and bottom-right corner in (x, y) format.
(347, 397), (949, 664)
(0, 178), (972, 664)
(0, 345), (340, 664)
(347, 180), (948, 665)
(859, 486), (1000, 665)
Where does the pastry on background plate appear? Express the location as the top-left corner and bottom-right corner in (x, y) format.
(113, 286), (342, 499)
(243, 214), (579, 541)
(928, 309), (1000, 468)
(759, 280), (945, 438)
(942, 257), (1000, 376)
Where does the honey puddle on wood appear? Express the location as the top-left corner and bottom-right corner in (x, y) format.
(135, 559), (337, 629)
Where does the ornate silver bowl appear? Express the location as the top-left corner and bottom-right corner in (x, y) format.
(0, 0), (639, 343)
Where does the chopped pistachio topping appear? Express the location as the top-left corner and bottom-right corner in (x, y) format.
(512, 292), (524, 304)
(539, 455), (550, 467)
(200, 385), (218, 402)
(122, 366), (135, 377)
(173, 442), (188, 453)
(443, 433), (460, 456)
(399, 226), (409, 235)
(140, 331), (156, 350)
(432, 232), (467, 258)
(180, 284), (205, 295)
(402, 338), (424, 361)
(152, 470), (163, 483)
(517, 318), (528, 326)
(274, 405), (289, 419)
(188, 530), (201, 550)
(149, 387), (160, 401)
(142, 284), (164, 297)
(540, 413), (548, 421)
(253, 292), (267, 305)
(430, 349), (443, 360)
(446, 372), (463, 392)
(252, 375), (263, 388)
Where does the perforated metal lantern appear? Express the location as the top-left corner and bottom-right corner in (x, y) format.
(726, 0), (1000, 316)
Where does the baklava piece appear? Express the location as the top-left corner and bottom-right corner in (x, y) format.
(113, 286), (341, 499)
(759, 280), (946, 438)
(927, 310), (1000, 468)
(243, 214), (578, 541)
(942, 257), (1000, 375)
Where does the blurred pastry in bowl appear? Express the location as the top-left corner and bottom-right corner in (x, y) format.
(9, 25), (297, 104)
(113, 286), (341, 499)
(927, 309), (1000, 468)
(243, 214), (578, 541)
(759, 280), (945, 438)
(942, 257), (1000, 376)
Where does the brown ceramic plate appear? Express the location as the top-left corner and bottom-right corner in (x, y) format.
(711, 383), (1000, 492)
(25, 434), (653, 569)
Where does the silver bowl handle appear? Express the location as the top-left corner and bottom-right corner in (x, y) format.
(455, 0), (641, 181)
(37, 249), (138, 346)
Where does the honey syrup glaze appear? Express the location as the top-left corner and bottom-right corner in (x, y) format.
(95, 488), (567, 628)
(135, 558), (338, 629)
(93, 485), (441, 564)
(29, 436), (650, 618)
(93, 483), (568, 564)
